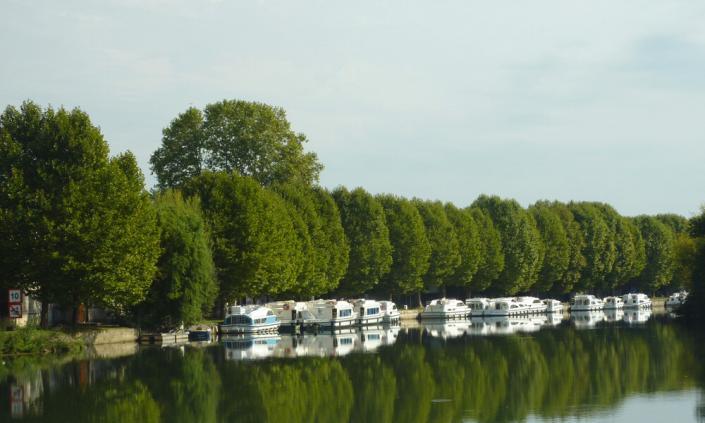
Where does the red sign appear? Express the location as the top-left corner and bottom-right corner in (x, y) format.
(8, 289), (21, 303)
(9, 304), (22, 318)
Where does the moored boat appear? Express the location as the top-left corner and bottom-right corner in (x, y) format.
(517, 296), (547, 313)
(379, 300), (401, 324)
(570, 295), (604, 311)
(665, 291), (688, 308)
(623, 293), (652, 309)
(306, 299), (358, 329)
(353, 299), (385, 326)
(266, 300), (313, 330)
(221, 305), (280, 334)
(419, 298), (470, 319)
(542, 299), (563, 313)
(466, 298), (491, 316)
(485, 298), (528, 316)
(603, 296), (624, 310)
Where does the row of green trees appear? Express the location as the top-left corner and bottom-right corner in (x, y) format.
(2, 100), (703, 327)
(3, 319), (701, 422)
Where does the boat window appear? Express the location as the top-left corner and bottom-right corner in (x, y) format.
(227, 315), (253, 325)
(339, 338), (353, 345)
(339, 309), (352, 318)
(367, 307), (379, 315)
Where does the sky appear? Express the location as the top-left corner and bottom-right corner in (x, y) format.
(2, 0), (705, 217)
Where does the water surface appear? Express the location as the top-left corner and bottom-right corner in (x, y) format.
(1, 312), (703, 422)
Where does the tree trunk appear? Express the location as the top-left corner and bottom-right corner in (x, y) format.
(442, 286), (447, 298)
(417, 292), (423, 308)
(40, 301), (49, 329)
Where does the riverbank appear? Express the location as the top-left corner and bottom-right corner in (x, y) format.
(0, 328), (83, 355)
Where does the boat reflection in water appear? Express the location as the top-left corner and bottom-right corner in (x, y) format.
(604, 308), (625, 322)
(623, 308), (652, 324)
(222, 334), (280, 361)
(570, 310), (605, 328)
(221, 325), (401, 361)
(432, 314), (568, 338)
(422, 319), (472, 339)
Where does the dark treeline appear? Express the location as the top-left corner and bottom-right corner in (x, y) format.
(1, 100), (704, 327)
(1, 320), (702, 422)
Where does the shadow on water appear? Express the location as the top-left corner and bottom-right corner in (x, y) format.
(1, 315), (704, 422)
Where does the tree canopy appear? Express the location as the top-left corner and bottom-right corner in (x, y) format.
(333, 187), (392, 296)
(150, 100), (323, 189)
(138, 190), (218, 328)
(0, 101), (160, 315)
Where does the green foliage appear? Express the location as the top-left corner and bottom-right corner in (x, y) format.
(529, 202), (570, 293)
(183, 172), (302, 301)
(333, 187), (392, 296)
(377, 195), (431, 296)
(472, 195), (543, 295)
(655, 213), (690, 234)
(444, 204), (482, 291)
(0, 101), (160, 314)
(310, 187), (349, 295)
(568, 202), (616, 292)
(544, 202), (586, 294)
(413, 200), (461, 291)
(632, 216), (675, 293)
(0, 328), (83, 355)
(469, 207), (504, 291)
(595, 204), (645, 292)
(273, 184), (348, 298)
(151, 100), (322, 189)
(149, 107), (205, 190)
(138, 190), (218, 328)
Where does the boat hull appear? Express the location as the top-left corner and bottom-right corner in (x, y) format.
(221, 322), (280, 334)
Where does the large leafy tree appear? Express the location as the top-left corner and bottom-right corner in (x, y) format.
(444, 204), (482, 293)
(529, 202), (570, 294)
(150, 100), (322, 189)
(310, 187), (349, 295)
(138, 190), (218, 328)
(655, 213), (690, 235)
(183, 172), (302, 303)
(377, 195), (431, 297)
(0, 101), (160, 318)
(333, 187), (392, 296)
(594, 204), (645, 293)
(568, 202), (616, 292)
(413, 200), (461, 294)
(472, 195), (543, 295)
(545, 202), (586, 294)
(469, 207), (504, 292)
(632, 216), (675, 294)
(273, 183), (348, 298)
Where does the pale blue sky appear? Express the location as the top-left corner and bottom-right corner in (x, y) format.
(2, 0), (704, 216)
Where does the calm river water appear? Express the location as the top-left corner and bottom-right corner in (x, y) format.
(1, 311), (704, 422)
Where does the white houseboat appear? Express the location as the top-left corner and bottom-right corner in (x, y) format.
(466, 298), (491, 316)
(353, 299), (385, 326)
(419, 298), (470, 319)
(221, 305), (280, 334)
(623, 293), (652, 309)
(266, 300), (313, 330)
(603, 296), (624, 310)
(570, 295), (604, 311)
(665, 291), (688, 308)
(603, 308), (624, 322)
(306, 299), (358, 329)
(542, 299), (563, 313)
(379, 300), (401, 324)
(517, 296), (547, 313)
(485, 298), (528, 316)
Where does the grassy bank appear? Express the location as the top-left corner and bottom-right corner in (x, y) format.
(0, 328), (84, 356)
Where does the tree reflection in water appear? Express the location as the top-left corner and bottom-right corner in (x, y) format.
(0, 317), (703, 423)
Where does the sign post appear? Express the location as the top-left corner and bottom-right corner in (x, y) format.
(8, 289), (22, 319)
